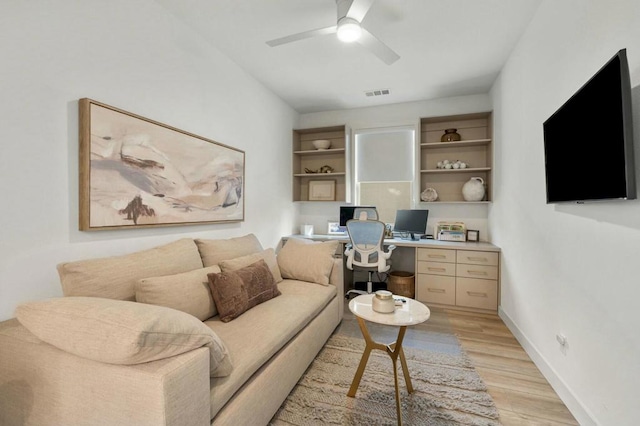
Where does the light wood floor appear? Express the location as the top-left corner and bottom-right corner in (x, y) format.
(341, 304), (579, 425)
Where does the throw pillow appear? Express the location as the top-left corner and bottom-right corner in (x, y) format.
(136, 265), (221, 321)
(277, 238), (338, 285)
(195, 234), (263, 267)
(15, 297), (232, 377)
(207, 259), (280, 323)
(57, 238), (204, 301)
(219, 248), (283, 283)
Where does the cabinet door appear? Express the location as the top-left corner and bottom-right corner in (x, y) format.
(417, 248), (456, 263)
(456, 278), (498, 310)
(417, 261), (456, 276)
(456, 264), (498, 280)
(416, 274), (455, 305)
(456, 250), (499, 266)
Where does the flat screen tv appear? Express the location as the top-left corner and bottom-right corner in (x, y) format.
(543, 48), (636, 203)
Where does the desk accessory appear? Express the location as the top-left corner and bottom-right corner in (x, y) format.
(436, 221), (467, 242)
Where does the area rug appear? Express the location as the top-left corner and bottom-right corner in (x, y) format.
(270, 331), (500, 425)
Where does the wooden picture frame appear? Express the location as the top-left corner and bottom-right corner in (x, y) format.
(79, 98), (245, 230)
(308, 180), (335, 201)
(466, 229), (480, 242)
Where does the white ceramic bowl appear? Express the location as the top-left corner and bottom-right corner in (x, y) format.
(312, 139), (331, 150)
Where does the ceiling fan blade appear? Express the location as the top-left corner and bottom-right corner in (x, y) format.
(266, 26), (337, 47)
(357, 28), (400, 65)
(345, 0), (375, 22)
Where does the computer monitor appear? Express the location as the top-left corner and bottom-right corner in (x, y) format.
(339, 205), (376, 226)
(393, 209), (429, 240)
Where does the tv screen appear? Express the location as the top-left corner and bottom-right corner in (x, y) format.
(393, 209), (429, 240)
(543, 48), (636, 203)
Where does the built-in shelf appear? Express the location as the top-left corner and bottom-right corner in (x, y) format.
(420, 112), (493, 203)
(292, 125), (348, 202)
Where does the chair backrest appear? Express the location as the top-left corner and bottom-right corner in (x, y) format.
(345, 219), (389, 272)
(353, 207), (378, 220)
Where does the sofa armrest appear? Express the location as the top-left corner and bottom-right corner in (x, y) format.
(328, 257), (344, 321)
(0, 319), (210, 426)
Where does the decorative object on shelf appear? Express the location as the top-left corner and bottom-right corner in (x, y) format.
(441, 128), (461, 142)
(466, 229), (480, 242)
(308, 180), (336, 201)
(304, 165), (334, 174)
(312, 139), (331, 150)
(372, 290), (395, 313)
(420, 187), (438, 202)
(436, 159), (467, 169)
(462, 177), (486, 201)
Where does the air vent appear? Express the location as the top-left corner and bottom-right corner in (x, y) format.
(365, 88), (391, 97)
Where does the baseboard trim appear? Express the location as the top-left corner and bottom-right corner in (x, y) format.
(498, 306), (597, 426)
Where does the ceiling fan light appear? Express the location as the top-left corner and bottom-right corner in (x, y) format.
(337, 17), (362, 43)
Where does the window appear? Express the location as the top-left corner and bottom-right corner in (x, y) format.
(354, 127), (415, 223)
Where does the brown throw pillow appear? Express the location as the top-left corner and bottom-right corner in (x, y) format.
(207, 259), (280, 322)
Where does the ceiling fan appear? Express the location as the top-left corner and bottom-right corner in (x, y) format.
(266, 0), (400, 65)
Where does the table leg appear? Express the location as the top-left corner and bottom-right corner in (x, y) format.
(347, 317), (411, 425)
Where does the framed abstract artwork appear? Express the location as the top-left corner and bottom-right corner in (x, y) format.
(79, 98), (245, 230)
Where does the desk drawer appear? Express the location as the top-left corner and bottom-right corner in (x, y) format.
(456, 278), (498, 310)
(417, 248), (455, 263)
(416, 274), (455, 305)
(417, 261), (456, 276)
(456, 264), (498, 280)
(457, 250), (499, 266)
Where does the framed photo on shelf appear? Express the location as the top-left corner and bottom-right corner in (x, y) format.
(309, 180), (335, 201)
(466, 229), (480, 242)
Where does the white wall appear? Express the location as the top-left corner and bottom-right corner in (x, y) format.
(0, 1), (298, 321)
(490, 1), (640, 424)
(298, 94), (494, 238)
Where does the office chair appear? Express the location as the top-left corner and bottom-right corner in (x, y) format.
(353, 207), (378, 221)
(344, 218), (396, 299)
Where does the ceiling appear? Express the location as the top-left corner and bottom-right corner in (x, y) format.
(156, 0), (541, 114)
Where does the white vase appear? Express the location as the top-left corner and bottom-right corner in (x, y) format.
(462, 177), (486, 201)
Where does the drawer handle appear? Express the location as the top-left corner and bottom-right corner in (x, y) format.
(467, 257), (487, 262)
(428, 254), (446, 259)
(428, 288), (446, 293)
(427, 267), (446, 272)
(467, 270), (488, 276)
(467, 291), (487, 298)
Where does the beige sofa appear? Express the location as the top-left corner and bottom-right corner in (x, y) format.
(0, 234), (343, 426)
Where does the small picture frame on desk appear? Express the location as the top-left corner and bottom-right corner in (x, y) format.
(327, 221), (346, 235)
(466, 229), (480, 242)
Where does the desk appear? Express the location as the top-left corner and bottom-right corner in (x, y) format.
(283, 234), (501, 312)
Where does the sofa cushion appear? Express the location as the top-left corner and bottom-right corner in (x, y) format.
(136, 265), (221, 321)
(219, 248), (283, 283)
(206, 279), (337, 417)
(277, 238), (338, 285)
(57, 238), (204, 301)
(207, 259), (280, 322)
(196, 234), (263, 267)
(15, 297), (232, 377)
